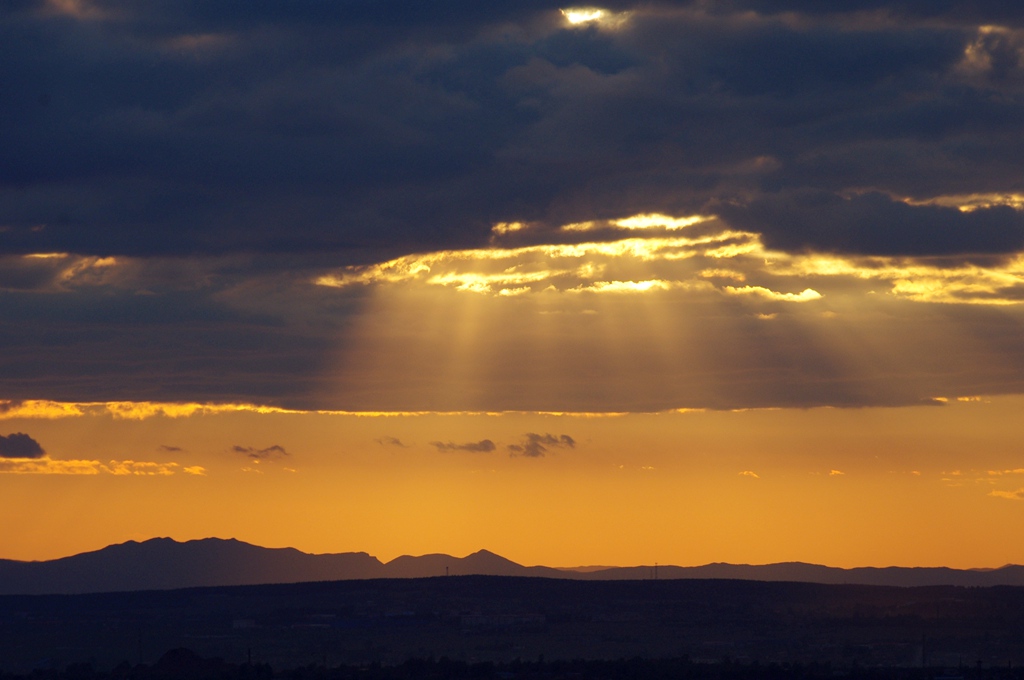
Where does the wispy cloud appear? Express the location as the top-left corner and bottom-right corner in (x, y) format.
(232, 444), (289, 460)
(0, 458), (204, 476)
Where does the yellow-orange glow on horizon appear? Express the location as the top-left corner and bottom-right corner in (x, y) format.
(0, 458), (205, 476)
(0, 399), (638, 420)
(3, 398), (1024, 567)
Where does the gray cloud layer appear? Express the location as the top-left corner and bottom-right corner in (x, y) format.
(2, 1), (1024, 411)
(3, 1), (1023, 257)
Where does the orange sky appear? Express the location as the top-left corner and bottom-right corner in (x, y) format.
(3, 394), (1023, 568)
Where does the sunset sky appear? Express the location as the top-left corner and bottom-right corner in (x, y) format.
(2, 0), (1024, 568)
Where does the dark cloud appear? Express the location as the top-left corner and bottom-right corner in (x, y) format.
(0, 281), (358, 408)
(508, 433), (575, 458)
(232, 444), (288, 459)
(430, 439), (496, 453)
(2, 2), (1024, 412)
(717, 191), (1024, 256)
(728, 1), (1024, 27)
(0, 432), (46, 459)
(158, 444), (183, 452)
(375, 436), (409, 448)
(2, 1), (1022, 258)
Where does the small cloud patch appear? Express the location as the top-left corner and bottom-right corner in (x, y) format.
(0, 432), (46, 459)
(508, 433), (575, 458)
(991, 488), (1024, 501)
(376, 436), (409, 448)
(430, 439), (496, 453)
(233, 444), (289, 460)
(739, 470), (760, 479)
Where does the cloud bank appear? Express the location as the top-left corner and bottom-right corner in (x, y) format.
(2, 1), (1024, 412)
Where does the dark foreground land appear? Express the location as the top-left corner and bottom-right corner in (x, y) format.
(6, 652), (1024, 680)
(2, 577), (1024, 676)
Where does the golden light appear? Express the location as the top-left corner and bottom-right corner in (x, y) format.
(900, 192), (1024, 212)
(613, 213), (711, 230)
(560, 7), (605, 25)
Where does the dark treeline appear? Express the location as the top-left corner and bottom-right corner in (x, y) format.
(4, 650), (1022, 680)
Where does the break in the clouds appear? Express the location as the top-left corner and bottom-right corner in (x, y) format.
(508, 433), (576, 458)
(0, 432), (45, 459)
(430, 440), (497, 453)
(2, 1), (1024, 412)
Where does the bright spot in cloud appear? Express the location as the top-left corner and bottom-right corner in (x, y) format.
(561, 8), (605, 25)
(613, 214), (710, 230)
(724, 286), (823, 302)
(491, 222), (528, 235)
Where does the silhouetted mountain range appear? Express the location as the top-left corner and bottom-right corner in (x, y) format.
(2, 537), (1024, 594)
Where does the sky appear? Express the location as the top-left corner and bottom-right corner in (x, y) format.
(2, 0), (1024, 568)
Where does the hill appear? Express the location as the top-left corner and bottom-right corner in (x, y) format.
(3, 537), (1024, 594)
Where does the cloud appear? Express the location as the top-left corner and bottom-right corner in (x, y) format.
(430, 439), (496, 453)
(2, 3), (1022, 260)
(990, 488), (1024, 500)
(507, 433), (575, 458)
(0, 432), (45, 459)
(158, 444), (183, 452)
(375, 436), (409, 448)
(723, 285), (822, 302)
(3, 2), (1024, 414)
(0, 458), (197, 475)
(232, 444), (289, 460)
(739, 470), (760, 479)
(717, 192), (1024, 257)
